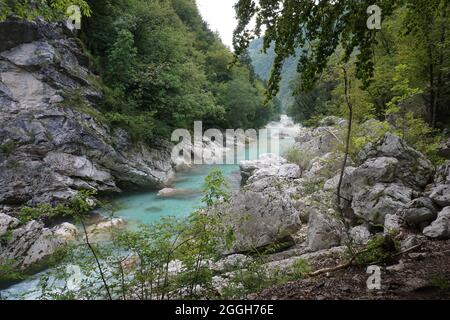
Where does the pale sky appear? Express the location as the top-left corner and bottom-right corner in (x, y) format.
(196, 0), (239, 49)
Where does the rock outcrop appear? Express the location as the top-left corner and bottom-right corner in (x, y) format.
(341, 134), (433, 226)
(221, 173), (302, 252)
(439, 138), (450, 159)
(397, 197), (438, 230)
(423, 206), (450, 239)
(0, 19), (175, 207)
(429, 161), (450, 207)
(306, 209), (345, 251)
(204, 153), (304, 252)
(0, 212), (77, 269)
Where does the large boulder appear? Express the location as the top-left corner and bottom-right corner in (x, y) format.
(306, 209), (345, 251)
(223, 157), (305, 252)
(358, 134), (433, 188)
(429, 161), (450, 207)
(222, 176), (302, 252)
(240, 154), (287, 185)
(397, 197), (438, 229)
(341, 134), (433, 226)
(323, 167), (356, 192)
(423, 207), (450, 239)
(0, 216), (78, 269)
(351, 183), (413, 225)
(246, 163), (301, 184)
(349, 157), (398, 186)
(438, 138), (450, 159)
(157, 188), (199, 198)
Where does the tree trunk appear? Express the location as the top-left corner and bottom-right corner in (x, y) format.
(433, 5), (448, 129)
(81, 220), (112, 300)
(427, 41), (435, 127)
(336, 66), (353, 212)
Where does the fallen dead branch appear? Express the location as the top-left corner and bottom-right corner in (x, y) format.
(307, 242), (424, 278)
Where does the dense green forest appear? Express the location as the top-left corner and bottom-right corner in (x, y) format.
(287, 4), (450, 131)
(79, 0), (280, 142)
(244, 2), (450, 137)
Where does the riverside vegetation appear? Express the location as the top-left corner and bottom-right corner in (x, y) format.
(1, 0), (450, 300)
(2, 170), (313, 300)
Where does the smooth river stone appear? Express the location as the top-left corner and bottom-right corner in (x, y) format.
(157, 188), (200, 198)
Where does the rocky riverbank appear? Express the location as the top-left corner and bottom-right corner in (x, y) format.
(205, 116), (450, 298)
(229, 117), (449, 253)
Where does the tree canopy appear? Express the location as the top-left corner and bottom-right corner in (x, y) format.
(80, 0), (279, 141)
(234, 0), (450, 129)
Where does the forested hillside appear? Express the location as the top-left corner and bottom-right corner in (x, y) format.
(287, 5), (450, 132)
(239, 0), (450, 163)
(247, 38), (298, 112)
(79, 0), (279, 141)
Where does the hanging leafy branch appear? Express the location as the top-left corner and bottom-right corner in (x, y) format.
(233, 0), (399, 97)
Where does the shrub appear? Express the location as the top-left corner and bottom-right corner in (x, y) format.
(222, 258), (312, 299)
(303, 179), (324, 196)
(286, 259), (312, 280)
(18, 190), (96, 225)
(105, 112), (156, 145)
(430, 275), (450, 294)
(60, 89), (108, 124)
(0, 140), (16, 156)
(283, 148), (315, 172)
(18, 204), (72, 225)
(0, 261), (26, 285)
(348, 120), (390, 161)
(352, 235), (400, 266)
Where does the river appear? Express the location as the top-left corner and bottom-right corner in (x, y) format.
(0, 115), (300, 299)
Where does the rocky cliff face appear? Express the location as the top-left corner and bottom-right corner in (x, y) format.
(0, 19), (175, 208)
(0, 19), (177, 270)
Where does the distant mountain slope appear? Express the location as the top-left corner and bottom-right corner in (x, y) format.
(247, 38), (300, 111)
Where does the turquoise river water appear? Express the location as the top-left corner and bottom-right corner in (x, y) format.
(0, 116), (299, 299)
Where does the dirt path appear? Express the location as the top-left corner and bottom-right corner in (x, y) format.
(252, 239), (450, 300)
